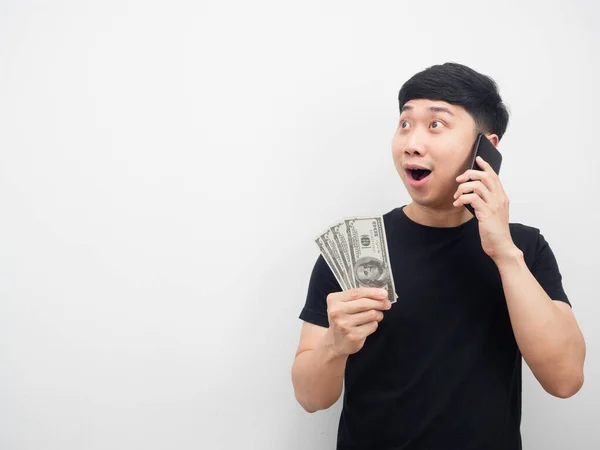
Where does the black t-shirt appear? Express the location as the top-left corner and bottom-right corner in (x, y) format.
(299, 206), (570, 450)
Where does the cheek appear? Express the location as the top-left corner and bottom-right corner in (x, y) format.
(391, 137), (406, 174)
(446, 151), (470, 175)
(436, 157), (466, 186)
(391, 133), (404, 156)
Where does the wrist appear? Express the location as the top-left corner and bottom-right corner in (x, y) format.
(492, 244), (525, 270)
(321, 328), (349, 361)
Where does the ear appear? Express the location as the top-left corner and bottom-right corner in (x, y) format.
(486, 134), (499, 147)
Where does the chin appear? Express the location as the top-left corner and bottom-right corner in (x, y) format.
(405, 191), (444, 209)
(407, 195), (434, 209)
(400, 182), (430, 203)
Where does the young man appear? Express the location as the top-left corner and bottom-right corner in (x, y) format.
(291, 62), (586, 450)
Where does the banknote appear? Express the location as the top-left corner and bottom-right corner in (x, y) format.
(314, 215), (397, 303)
(330, 221), (356, 289)
(315, 232), (350, 291)
(345, 216), (397, 302)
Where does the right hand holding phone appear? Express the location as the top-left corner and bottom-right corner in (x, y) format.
(326, 288), (392, 356)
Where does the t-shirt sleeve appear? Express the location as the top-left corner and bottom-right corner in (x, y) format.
(298, 255), (343, 328)
(531, 232), (571, 307)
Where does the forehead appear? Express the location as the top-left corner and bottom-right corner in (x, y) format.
(401, 99), (466, 117)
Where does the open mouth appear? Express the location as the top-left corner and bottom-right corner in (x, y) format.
(407, 169), (432, 181)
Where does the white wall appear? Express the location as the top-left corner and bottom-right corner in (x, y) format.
(0, 0), (598, 449)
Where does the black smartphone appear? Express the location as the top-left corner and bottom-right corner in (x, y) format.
(463, 133), (502, 216)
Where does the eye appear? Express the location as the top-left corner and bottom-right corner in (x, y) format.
(431, 120), (443, 129)
(400, 120), (410, 129)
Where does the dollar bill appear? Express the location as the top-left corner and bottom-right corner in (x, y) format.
(329, 221), (356, 288)
(344, 216), (397, 303)
(315, 232), (350, 291)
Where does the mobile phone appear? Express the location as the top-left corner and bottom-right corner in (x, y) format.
(463, 133), (502, 216)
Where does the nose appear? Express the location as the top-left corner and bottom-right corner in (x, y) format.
(403, 128), (427, 157)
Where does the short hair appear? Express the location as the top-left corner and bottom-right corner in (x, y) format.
(397, 62), (510, 141)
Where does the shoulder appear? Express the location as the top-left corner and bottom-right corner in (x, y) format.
(382, 206), (405, 228)
(509, 222), (554, 269)
(383, 206), (404, 218)
(509, 221), (541, 244)
(510, 221), (570, 303)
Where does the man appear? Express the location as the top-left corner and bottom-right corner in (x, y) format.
(291, 62), (586, 450)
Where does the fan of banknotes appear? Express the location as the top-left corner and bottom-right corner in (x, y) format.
(315, 216), (398, 303)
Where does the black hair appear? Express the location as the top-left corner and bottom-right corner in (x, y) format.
(397, 62), (510, 140)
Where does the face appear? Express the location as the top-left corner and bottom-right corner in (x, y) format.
(358, 263), (380, 281)
(391, 99), (493, 210)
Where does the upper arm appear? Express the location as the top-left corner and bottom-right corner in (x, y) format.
(531, 232), (571, 306)
(295, 321), (328, 358)
(295, 255), (340, 357)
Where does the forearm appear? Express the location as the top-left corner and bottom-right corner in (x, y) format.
(494, 247), (585, 397)
(292, 331), (348, 413)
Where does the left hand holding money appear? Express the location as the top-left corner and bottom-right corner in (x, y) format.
(452, 156), (518, 261)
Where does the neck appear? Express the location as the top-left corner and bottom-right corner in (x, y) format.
(403, 202), (474, 228)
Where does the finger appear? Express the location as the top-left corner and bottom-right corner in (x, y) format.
(453, 192), (488, 211)
(456, 151), (506, 194)
(476, 156), (507, 196)
(476, 156), (500, 177)
(342, 287), (389, 302)
(455, 169), (494, 192)
(475, 156), (504, 192)
(354, 320), (379, 336)
(349, 309), (384, 326)
(344, 298), (392, 314)
(456, 169), (489, 184)
(453, 180), (491, 203)
(475, 156), (492, 171)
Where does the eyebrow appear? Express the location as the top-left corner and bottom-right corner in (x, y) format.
(401, 105), (455, 116)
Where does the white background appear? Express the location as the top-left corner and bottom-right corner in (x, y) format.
(0, 0), (598, 449)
